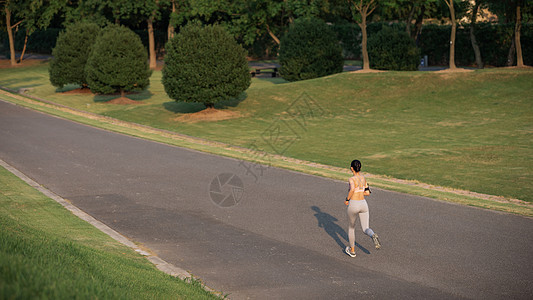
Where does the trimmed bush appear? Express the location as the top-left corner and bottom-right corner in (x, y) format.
(86, 25), (151, 96)
(368, 26), (420, 71)
(162, 23), (250, 108)
(49, 23), (101, 88)
(279, 18), (344, 82)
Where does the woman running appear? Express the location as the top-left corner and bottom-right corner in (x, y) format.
(345, 159), (381, 257)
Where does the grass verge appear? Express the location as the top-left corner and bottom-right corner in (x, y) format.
(0, 165), (221, 299)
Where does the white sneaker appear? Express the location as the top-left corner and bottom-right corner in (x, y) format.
(372, 234), (382, 250)
(345, 246), (356, 257)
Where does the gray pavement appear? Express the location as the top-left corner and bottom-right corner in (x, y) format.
(0, 99), (532, 299)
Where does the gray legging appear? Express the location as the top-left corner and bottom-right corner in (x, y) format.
(347, 200), (375, 249)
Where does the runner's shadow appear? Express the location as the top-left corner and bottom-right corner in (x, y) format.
(311, 206), (370, 254)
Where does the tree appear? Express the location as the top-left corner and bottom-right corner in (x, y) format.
(184, 0), (330, 50)
(348, 0), (378, 70)
(146, 0), (160, 69)
(86, 25), (152, 97)
(278, 17), (344, 81)
(61, 0), (115, 26)
(49, 22), (101, 89)
(514, 0), (524, 67)
(483, 0), (530, 67)
(394, 0), (436, 42)
(162, 23), (250, 109)
(3, 0), (17, 66)
(107, 0), (161, 69)
(2, 0), (64, 66)
(63, 0), (162, 70)
(469, 0), (484, 68)
(443, 0), (457, 69)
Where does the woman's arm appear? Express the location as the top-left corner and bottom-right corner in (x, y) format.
(345, 178), (355, 205)
(363, 179), (370, 196)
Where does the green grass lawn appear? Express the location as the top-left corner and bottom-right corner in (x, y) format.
(0, 166), (220, 299)
(1, 63), (532, 202)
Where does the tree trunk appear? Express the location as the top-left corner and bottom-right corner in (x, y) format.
(351, 0), (376, 70)
(167, 0), (176, 40)
(515, 0), (524, 67)
(507, 38), (515, 66)
(147, 17), (157, 70)
(266, 24), (280, 45)
(19, 29), (29, 63)
(5, 6), (17, 66)
(470, 1), (483, 69)
(413, 5), (426, 44)
(360, 9), (370, 70)
(446, 0), (457, 69)
(406, 4), (416, 38)
(120, 89), (125, 98)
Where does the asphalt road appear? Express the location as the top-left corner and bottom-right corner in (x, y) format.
(1, 99), (532, 299)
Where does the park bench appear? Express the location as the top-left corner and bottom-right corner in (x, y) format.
(250, 67), (278, 78)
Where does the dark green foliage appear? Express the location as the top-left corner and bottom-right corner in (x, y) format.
(279, 18), (344, 82)
(419, 23), (533, 67)
(162, 23), (250, 108)
(48, 23), (101, 88)
(0, 28), (60, 58)
(86, 25), (151, 95)
(368, 26), (420, 71)
(367, 22), (406, 36)
(418, 24), (453, 66)
(133, 29), (167, 57)
(331, 22), (361, 59)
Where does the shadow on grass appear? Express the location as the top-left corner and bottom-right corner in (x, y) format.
(255, 77), (288, 85)
(92, 90), (154, 103)
(55, 84), (84, 93)
(163, 92), (247, 114)
(0, 77), (43, 89)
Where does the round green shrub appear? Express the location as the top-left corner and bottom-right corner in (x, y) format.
(85, 24), (151, 96)
(162, 23), (250, 109)
(368, 26), (421, 71)
(49, 23), (101, 88)
(279, 18), (344, 82)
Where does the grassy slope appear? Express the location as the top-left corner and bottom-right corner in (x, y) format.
(1, 64), (532, 202)
(0, 166), (219, 299)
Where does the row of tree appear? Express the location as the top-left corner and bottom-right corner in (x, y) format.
(48, 22), (250, 109)
(2, 0), (531, 69)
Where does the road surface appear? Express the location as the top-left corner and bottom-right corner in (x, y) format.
(0, 99), (531, 299)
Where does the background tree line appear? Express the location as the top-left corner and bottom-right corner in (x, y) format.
(1, 0), (532, 69)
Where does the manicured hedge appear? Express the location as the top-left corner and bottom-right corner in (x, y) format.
(49, 23), (101, 88)
(279, 18), (344, 81)
(162, 23), (250, 108)
(86, 25), (151, 95)
(368, 26), (420, 71)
